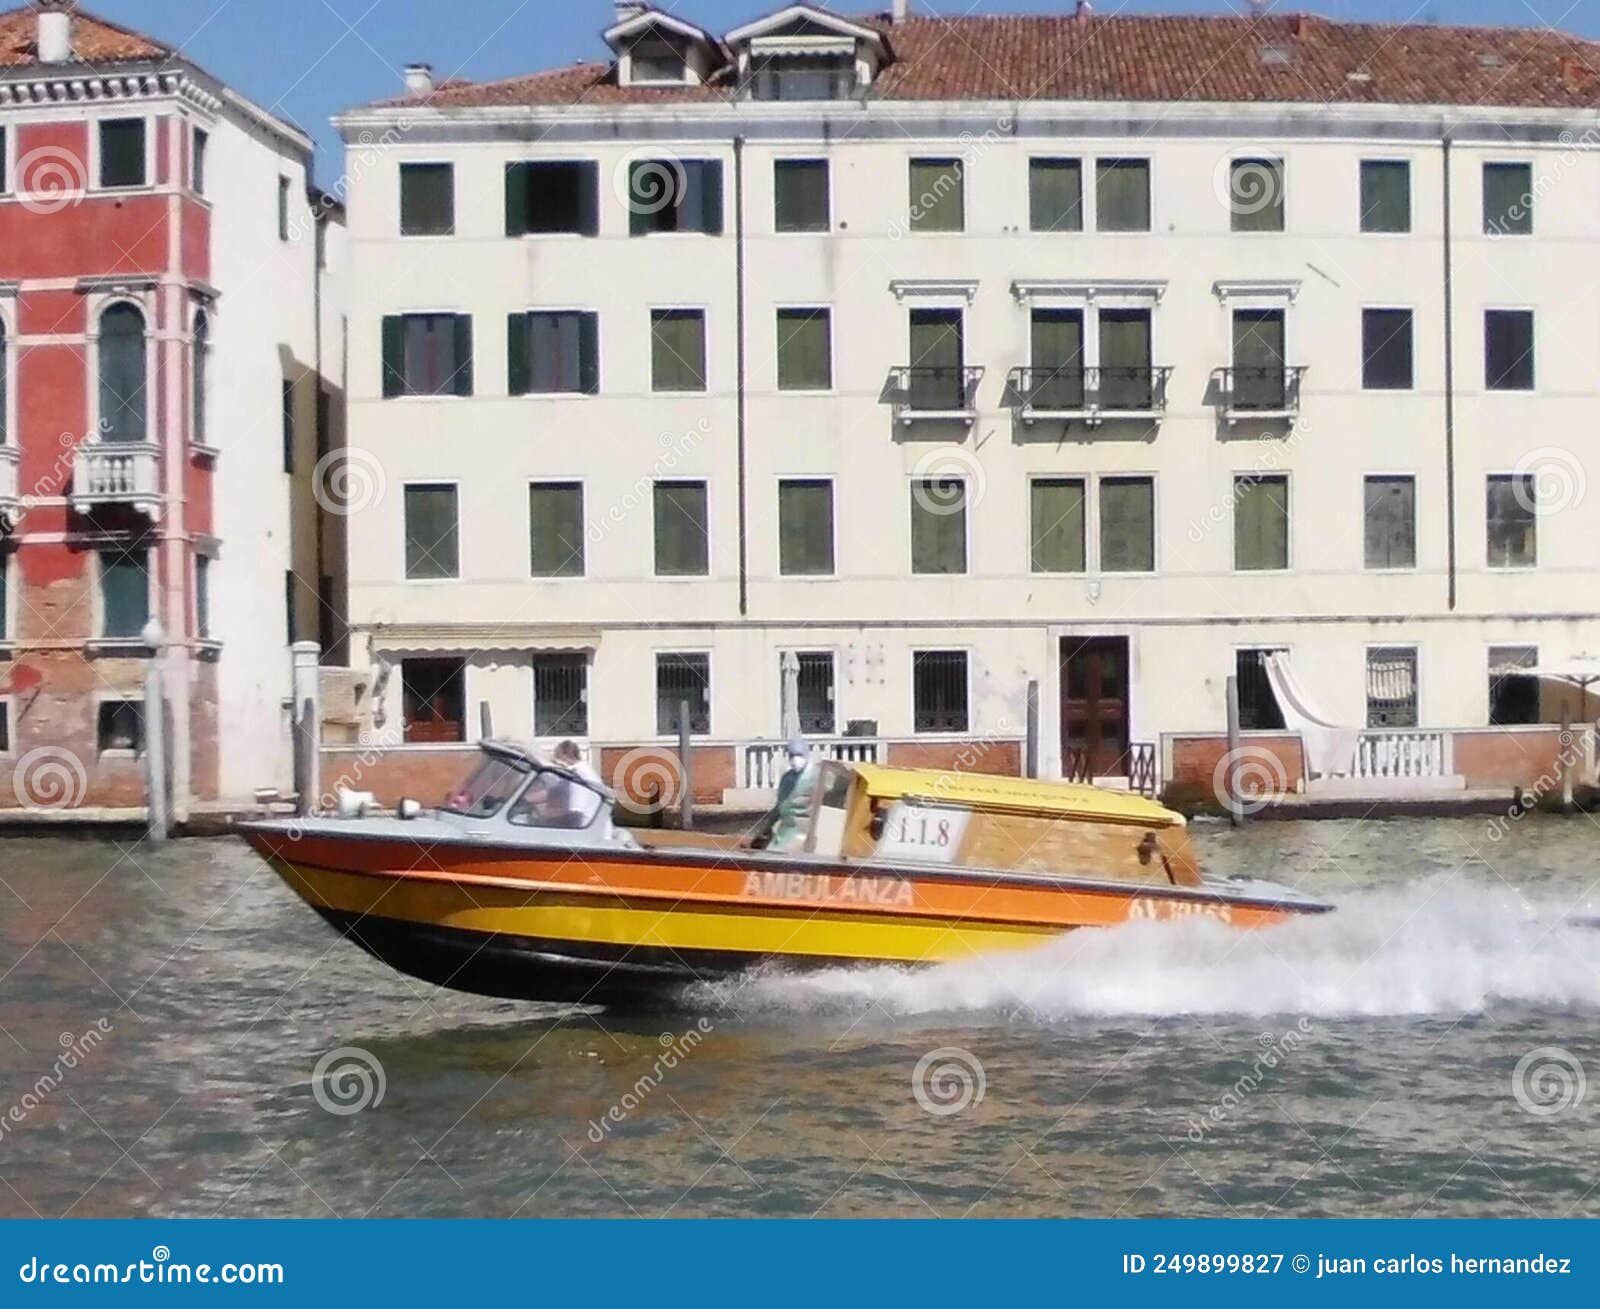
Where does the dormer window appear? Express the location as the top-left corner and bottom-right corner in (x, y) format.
(628, 35), (688, 85)
(747, 51), (856, 100)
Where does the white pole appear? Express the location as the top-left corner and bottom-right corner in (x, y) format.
(142, 620), (168, 842)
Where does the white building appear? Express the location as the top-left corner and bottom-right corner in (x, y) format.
(330, 3), (1600, 802)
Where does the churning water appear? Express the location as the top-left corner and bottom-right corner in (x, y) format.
(0, 815), (1596, 1217)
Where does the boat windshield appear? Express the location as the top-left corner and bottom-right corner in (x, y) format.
(507, 768), (604, 831)
(440, 755), (532, 818)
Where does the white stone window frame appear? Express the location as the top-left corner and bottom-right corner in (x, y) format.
(647, 301), (713, 393)
(1229, 468), (1294, 575)
(1214, 279), (1301, 387)
(770, 154), (833, 235)
(653, 646), (714, 740)
(1359, 469), (1422, 575)
(400, 477), (465, 585)
(1484, 468), (1540, 572)
(1012, 279), (1166, 380)
(91, 112), (157, 193)
(1481, 158), (1536, 238)
(908, 645), (975, 739)
(509, 306), (601, 402)
(1482, 303), (1538, 394)
(0, 284), (17, 453)
(90, 541), (154, 646)
(1088, 153), (1157, 235)
(774, 473), (838, 580)
(1360, 301), (1418, 393)
(1024, 472), (1089, 578)
(1357, 154), (1416, 236)
(906, 470), (971, 577)
(773, 301), (835, 395)
(1089, 471), (1161, 578)
(649, 474), (714, 581)
(1363, 642), (1423, 729)
(525, 475), (589, 580)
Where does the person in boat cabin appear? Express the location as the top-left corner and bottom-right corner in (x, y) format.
(553, 740), (603, 788)
(752, 740), (815, 851)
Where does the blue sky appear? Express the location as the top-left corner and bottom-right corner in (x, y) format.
(71, 0), (1600, 179)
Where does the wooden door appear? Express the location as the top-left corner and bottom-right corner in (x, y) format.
(1061, 637), (1130, 778)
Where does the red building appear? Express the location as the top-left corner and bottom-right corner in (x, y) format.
(1, 2), (342, 815)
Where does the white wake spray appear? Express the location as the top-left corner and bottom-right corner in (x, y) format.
(704, 876), (1600, 1021)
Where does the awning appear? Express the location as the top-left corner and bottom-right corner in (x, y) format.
(1515, 657), (1600, 690)
(365, 625), (602, 657)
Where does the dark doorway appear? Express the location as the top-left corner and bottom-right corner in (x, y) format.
(1060, 636), (1130, 778)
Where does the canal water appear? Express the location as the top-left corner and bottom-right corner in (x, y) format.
(0, 815), (1596, 1217)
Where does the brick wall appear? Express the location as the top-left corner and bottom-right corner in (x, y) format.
(883, 739), (1023, 775)
(1163, 734), (1306, 808)
(1452, 728), (1572, 789)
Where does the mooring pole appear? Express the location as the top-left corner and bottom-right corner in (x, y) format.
(1561, 710), (1575, 813)
(1024, 679), (1040, 779)
(291, 641), (322, 817)
(143, 649), (168, 844)
(1225, 673), (1244, 827)
(677, 699), (694, 831)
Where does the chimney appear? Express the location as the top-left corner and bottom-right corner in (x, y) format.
(891, 0), (909, 22)
(403, 63), (436, 96)
(1074, 0), (1093, 23)
(35, 0), (77, 65)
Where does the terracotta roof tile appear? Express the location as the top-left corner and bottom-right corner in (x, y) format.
(373, 11), (1600, 113)
(0, 4), (171, 68)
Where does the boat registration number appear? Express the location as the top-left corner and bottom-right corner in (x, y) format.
(874, 802), (970, 865)
(1127, 896), (1233, 924)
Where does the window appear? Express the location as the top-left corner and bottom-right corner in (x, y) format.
(1030, 478), (1086, 574)
(778, 479), (834, 576)
(1362, 309), (1414, 390)
(1228, 157), (1284, 232)
(381, 313), (473, 397)
(97, 701), (144, 754)
(399, 163), (455, 236)
(1096, 158), (1150, 232)
(627, 159), (722, 235)
(281, 377), (295, 473)
(1360, 160), (1410, 233)
(505, 161), (599, 236)
(1236, 649), (1287, 731)
(1489, 647), (1540, 726)
(195, 555), (211, 641)
(528, 482), (584, 578)
(908, 158), (963, 233)
(628, 37), (687, 85)
(1099, 476), (1155, 573)
(98, 303), (147, 443)
(284, 569), (296, 645)
(278, 176), (291, 241)
(190, 128), (207, 196)
(99, 119), (146, 188)
(747, 54), (855, 100)
(776, 308), (831, 390)
(316, 386), (331, 461)
(401, 657), (465, 744)
(774, 160), (829, 232)
(100, 549), (149, 639)
(1363, 475), (1416, 569)
(1486, 474), (1536, 568)
(1483, 162), (1532, 235)
(907, 307), (965, 409)
(0, 698), (7, 755)
(508, 311), (598, 395)
(1484, 310), (1534, 391)
(1030, 309), (1084, 408)
(913, 651), (968, 733)
(1231, 308), (1288, 409)
(532, 653), (588, 737)
(650, 309), (706, 391)
(403, 484), (460, 580)
(0, 552), (8, 644)
(910, 479), (967, 575)
(1233, 474), (1289, 571)
(653, 480), (709, 576)
(656, 653), (710, 735)
(1030, 158), (1083, 232)
(192, 312), (209, 445)
(1099, 309), (1154, 409)
(1366, 647), (1418, 728)
(790, 652), (836, 734)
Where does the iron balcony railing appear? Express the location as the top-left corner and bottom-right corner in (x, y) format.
(885, 365), (984, 423)
(1215, 365), (1308, 423)
(1006, 365), (1173, 422)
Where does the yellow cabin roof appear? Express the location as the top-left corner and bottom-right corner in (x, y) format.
(849, 764), (1185, 828)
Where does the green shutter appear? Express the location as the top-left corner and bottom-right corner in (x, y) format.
(694, 161), (724, 235)
(909, 159), (963, 233)
(505, 163), (530, 236)
(1100, 477), (1154, 572)
(777, 309), (830, 390)
(910, 480), (966, 574)
(1029, 159), (1082, 232)
(1234, 475), (1289, 571)
(381, 316), (404, 397)
(651, 311), (705, 391)
(1360, 160), (1410, 233)
(405, 485), (459, 579)
(653, 481), (709, 575)
(101, 550), (150, 638)
(1363, 476), (1416, 569)
(452, 315), (473, 396)
(779, 480), (834, 575)
(1030, 479), (1086, 573)
(578, 313), (600, 394)
(507, 313), (530, 396)
(529, 483), (585, 577)
(576, 162), (599, 236)
(1096, 159), (1151, 231)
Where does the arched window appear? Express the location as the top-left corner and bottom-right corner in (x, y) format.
(192, 311), (209, 445)
(98, 303), (147, 444)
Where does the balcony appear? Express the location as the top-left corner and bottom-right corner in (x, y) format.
(0, 445), (19, 528)
(884, 366), (983, 426)
(1006, 366), (1173, 425)
(70, 443), (163, 521)
(1214, 366), (1307, 427)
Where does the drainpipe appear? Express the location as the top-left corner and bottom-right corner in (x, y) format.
(733, 135), (749, 617)
(1441, 133), (1458, 611)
